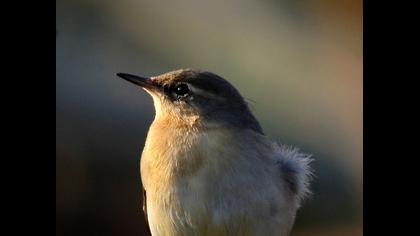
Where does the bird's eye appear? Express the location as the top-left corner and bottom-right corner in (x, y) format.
(172, 83), (190, 97)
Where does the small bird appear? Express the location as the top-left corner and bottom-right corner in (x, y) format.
(117, 69), (312, 236)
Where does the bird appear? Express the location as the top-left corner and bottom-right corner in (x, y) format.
(117, 69), (312, 236)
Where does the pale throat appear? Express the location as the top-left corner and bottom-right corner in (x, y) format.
(152, 100), (202, 130)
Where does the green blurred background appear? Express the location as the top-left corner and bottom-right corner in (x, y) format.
(56, 0), (362, 235)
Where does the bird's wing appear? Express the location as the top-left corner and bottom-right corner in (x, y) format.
(142, 185), (152, 235)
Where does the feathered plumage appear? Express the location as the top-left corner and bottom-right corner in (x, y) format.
(118, 69), (313, 236)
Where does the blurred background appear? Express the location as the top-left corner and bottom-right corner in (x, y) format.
(56, 0), (362, 235)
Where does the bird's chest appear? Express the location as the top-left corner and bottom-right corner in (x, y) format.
(140, 123), (206, 186)
(147, 171), (216, 236)
(141, 126), (247, 235)
(144, 163), (250, 236)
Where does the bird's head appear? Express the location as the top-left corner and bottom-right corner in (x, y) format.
(117, 69), (263, 133)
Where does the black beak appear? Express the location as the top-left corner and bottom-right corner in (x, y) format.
(116, 73), (157, 90)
